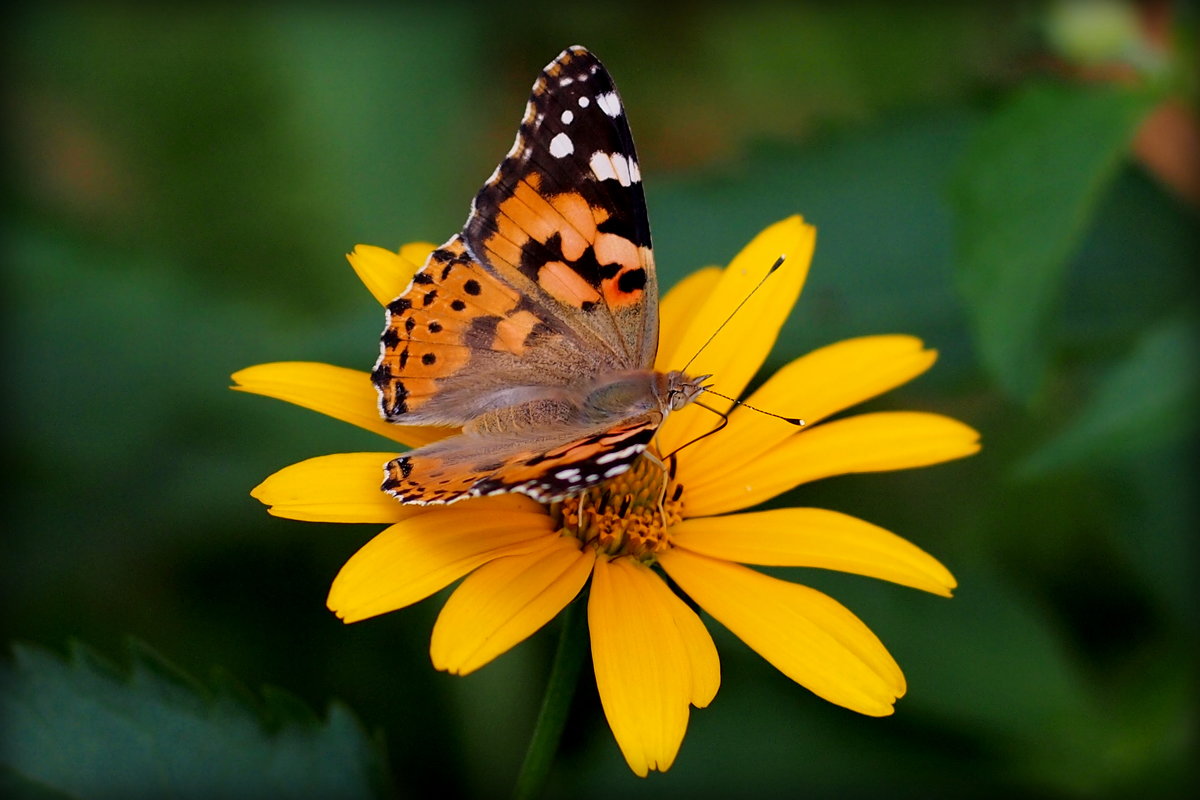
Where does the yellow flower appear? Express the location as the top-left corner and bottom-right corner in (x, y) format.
(232, 217), (980, 777)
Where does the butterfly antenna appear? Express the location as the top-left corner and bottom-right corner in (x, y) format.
(662, 395), (804, 463)
(699, 388), (806, 427)
(680, 254), (788, 374)
(675, 253), (804, 428)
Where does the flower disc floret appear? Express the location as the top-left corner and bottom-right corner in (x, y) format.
(555, 456), (684, 560)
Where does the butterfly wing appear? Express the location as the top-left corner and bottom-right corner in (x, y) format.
(373, 46), (659, 427)
(465, 45), (658, 370)
(372, 236), (608, 425)
(382, 413), (660, 504)
(372, 47), (666, 505)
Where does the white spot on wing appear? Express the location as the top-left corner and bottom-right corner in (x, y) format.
(589, 151), (637, 186)
(597, 443), (642, 465)
(549, 132), (574, 158)
(578, 96), (590, 108)
(560, 109), (574, 124)
(596, 92), (621, 118)
(589, 151), (616, 182)
(611, 153), (632, 185)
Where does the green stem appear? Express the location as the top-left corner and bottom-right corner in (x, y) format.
(512, 595), (588, 800)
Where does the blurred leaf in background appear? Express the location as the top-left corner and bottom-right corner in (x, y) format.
(951, 81), (1160, 402)
(3, 1), (1196, 797)
(0, 641), (386, 800)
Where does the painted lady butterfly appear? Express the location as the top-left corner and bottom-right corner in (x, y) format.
(372, 46), (706, 505)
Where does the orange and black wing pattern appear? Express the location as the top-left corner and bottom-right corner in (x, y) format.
(464, 45), (658, 369)
(382, 415), (659, 504)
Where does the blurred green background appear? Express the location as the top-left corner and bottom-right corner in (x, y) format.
(3, 2), (1197, 798)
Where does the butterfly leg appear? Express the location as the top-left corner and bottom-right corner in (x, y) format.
(639, 450), (671, 523)
(576, 487), (589, 540)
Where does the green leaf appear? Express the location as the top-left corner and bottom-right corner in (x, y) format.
(0, 641), (387, 800)
(950, 82), (1158, 402)
(1018, 313), (1200, 478)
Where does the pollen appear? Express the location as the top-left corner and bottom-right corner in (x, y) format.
(553, 456), (683, 560)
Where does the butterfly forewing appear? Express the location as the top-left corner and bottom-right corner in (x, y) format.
(464, 46), (658, 369)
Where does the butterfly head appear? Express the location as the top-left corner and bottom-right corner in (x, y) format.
(660, 371), (710, 412)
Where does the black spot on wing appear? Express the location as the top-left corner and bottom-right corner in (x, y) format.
(617, 268), (646, 293)
(517, 232), (562, 283)
(595, 194), (650, 248)
(370, 363), (391, 386)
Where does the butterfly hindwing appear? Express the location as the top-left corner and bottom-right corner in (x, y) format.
(382, 414), (659, 504)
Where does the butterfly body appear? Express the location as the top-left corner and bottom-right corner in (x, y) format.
(372, 46), (703, 505)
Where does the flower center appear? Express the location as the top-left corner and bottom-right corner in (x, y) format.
(552, 455), (684, 560)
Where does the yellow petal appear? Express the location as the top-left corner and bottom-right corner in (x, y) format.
(662, 574), (721, 709)
(327, 507), (553, 623)
(657, 217), (816, 456)
(654, 267), (722, 372)
(671, 508), (956, 596)
(588, 557), (718, 776)
(231, 361), (448, 448)
(252, 452), (419, 523)
(399, 242), (438, 270)
(347, 241), (437, 306)
(431, 536), (594, 675)
(659, 548), (905, 716)
(682, 411), (982, 517)
(681, 336), (937, 475)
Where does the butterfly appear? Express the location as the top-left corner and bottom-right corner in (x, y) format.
(371, 45), (707, 505)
